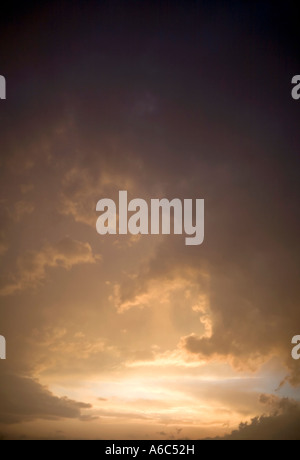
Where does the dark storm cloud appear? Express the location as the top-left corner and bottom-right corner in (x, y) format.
(213, 395), (300, 440)
(0, 373), (91, 424)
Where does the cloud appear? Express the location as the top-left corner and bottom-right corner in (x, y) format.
(112, 227), (300, 383)
(12, 200), (35, 222)
(60, 166), (136, 227)
(214, 395), (300, 440)
(20, 184), (34, 195)
(110, 263), (210, 315)
(26, 327), (119, 376)
(180, 333), (268, 373)
(0, 207), (10, 256)
(0, 237), (100, 296)
(79, 415), (99, 422)
(0, 373), (91, 424)
(0, 232), (8, 256)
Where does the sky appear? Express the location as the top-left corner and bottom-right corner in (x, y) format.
(0, 0), (299, 440)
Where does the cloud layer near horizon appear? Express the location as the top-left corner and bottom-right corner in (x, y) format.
(0, 373), (91, 424)
(214, 395), (300, 440)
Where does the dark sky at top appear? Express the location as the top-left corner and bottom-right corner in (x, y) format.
(1, 1), (299, 233)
